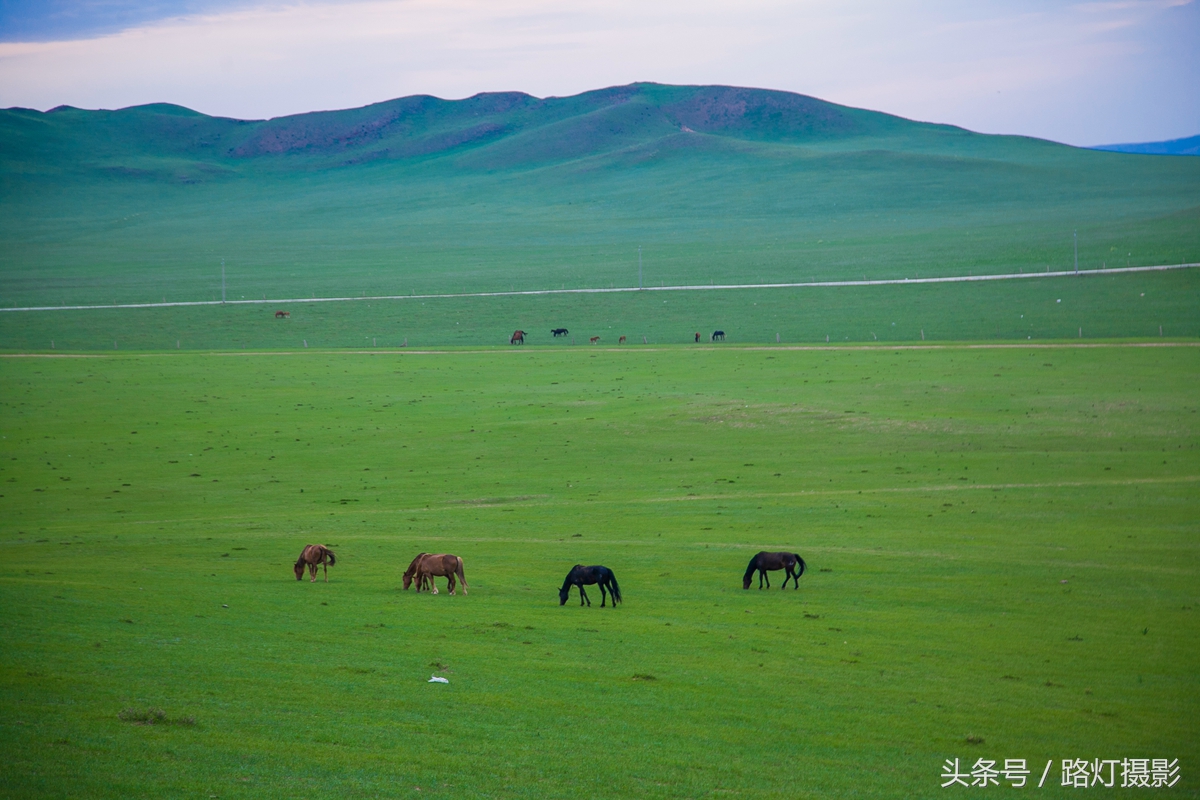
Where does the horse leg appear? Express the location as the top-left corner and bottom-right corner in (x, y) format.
(600, 583), (607, 607)
(323, 560), (329, 583)
(448, 573), (456, 595)
(310, 563), (317, 583)
(579, 585), (589, 606)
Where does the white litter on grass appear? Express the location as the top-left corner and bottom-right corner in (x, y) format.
(428, 676), (449, 684)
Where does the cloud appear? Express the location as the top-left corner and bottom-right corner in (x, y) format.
(0, 0), (1195, 145)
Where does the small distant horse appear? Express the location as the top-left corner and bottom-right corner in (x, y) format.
(694, 332), (701, 343)
(511, 330), (525, 345)
(551, 328), (569, 337)
(404, 553), (468, 595)
(294, 544), (336, 582)
(712, 330), (726, 342)
(589, 336), (600, 344)
(743, 551), (806, 590)
(618, 336), (627, 344)
(559, 564), (621, 607)
(275, 310), (290, 319)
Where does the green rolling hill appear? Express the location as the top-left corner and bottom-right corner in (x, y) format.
(1, 82), (1197, 343)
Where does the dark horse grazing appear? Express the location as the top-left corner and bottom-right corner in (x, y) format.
(551, 328), (569, 337)
(559, 565), (621, 607)
(294, 544), (336, 582)
(403, 553), (468, 595)
(275, 310), (290, 319)
(743, 551), (806, 589)
(711, 330), (726, 341)
(511, 330), (525, 345)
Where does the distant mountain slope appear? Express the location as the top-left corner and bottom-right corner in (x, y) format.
(0, 83), (954, 178)
(1091, 134), (1200, 156)
(1, 83), (1197, 311)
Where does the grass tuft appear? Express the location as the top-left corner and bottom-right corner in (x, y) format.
(118, 707), (195, 726)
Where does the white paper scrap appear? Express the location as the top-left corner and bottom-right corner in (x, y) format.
(428, 675), (449, 684)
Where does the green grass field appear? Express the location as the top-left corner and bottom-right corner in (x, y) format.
(2, 344), (1197, 798)
(2, 268), (1198, 351)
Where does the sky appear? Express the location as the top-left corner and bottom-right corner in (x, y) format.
(0, 0), (1196, 146)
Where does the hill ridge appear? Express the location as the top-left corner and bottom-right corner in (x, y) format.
(2, 82), (947, 174)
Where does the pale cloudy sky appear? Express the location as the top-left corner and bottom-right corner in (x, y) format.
(0, 0), (1196, 146)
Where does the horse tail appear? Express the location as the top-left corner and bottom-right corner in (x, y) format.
(608, 571), (621, 604)
(456, 557), (468, 591)
(325, 547), (336, 566)
(794, 554), (806, 578)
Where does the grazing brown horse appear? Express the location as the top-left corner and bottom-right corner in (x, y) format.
(294, 544), (336, 582)
(743, 551), (806, 589)
(403, 553), (468, 595)
(589, 336), (600, 344)
(618, 335), (626, 344)
(511, 330), (525, 345)
(275, 310), (290, 318)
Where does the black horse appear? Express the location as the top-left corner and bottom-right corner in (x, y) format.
(711, 330), (726, 341)
(559, 564), (621, 607)
(743, 551), (806, 589)
(552, 328), (569, 337)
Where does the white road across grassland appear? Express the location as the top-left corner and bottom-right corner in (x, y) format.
(3, 262), (1196, 313)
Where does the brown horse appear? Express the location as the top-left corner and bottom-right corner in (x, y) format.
(403, 553), (468, 595)
(294, 544), (336, 582)
(589, 336), (600, 344)
(275, 310), (290, 318)
(618, 336), (627, 344)
(743, 551), (806, 589)
(511, 330), (525, 345)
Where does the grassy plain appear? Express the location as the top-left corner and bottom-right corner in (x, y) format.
(2, 268), (1197, 351)
(2, 344), (1197, 798)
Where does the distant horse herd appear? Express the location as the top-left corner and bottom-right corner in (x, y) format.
(294, 545), (806, 603)
(506, 328), (730, 344)
(272, 313), (726, 344)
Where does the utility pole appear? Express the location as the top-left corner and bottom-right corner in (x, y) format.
(638, 246), (643, 290)
(1073, 231), (1078, 275)
(221, 258), (227, 303)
